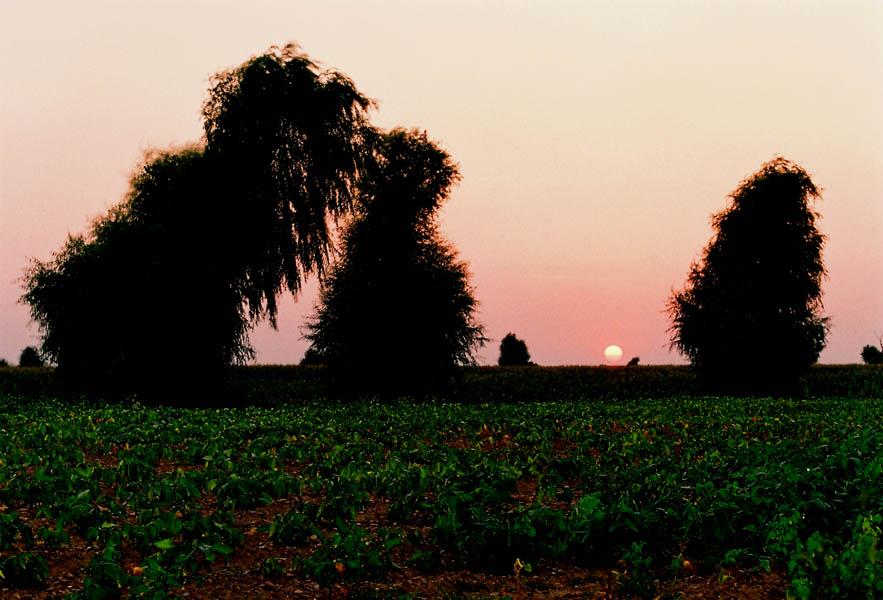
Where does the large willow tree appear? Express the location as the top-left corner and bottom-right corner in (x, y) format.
(202, 43), (375, 325)
(667, 158), (828, 393)
(21, 45), (374, 396)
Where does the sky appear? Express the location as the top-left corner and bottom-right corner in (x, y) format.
(1, 0), (881, 366)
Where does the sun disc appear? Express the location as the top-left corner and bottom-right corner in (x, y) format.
(604, 345), (623, 363)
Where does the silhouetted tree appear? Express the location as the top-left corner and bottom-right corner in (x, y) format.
(627, 357), (640, 366)
(498, 333), (532, 366)
(202, 43), (375, 327)
(667, 158), (828, 393)
(861, 346), (883, 364)
(0, 359), (8, 367)
(21, 45), (375, 398)
(861, 336), (883, 364)
(18, 346), (44, 367)
(21, 148), (248, 394)
(304, 129), (486, 392)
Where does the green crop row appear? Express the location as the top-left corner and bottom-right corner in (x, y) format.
(0, 394), (880, 598)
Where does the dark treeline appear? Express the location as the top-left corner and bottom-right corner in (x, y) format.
(2, 365), (882, 405)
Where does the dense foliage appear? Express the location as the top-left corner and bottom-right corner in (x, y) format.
(668, 158), (828, 393)
(0, 392), (880, 599)
(21, 45), (374, 393)
(498, 333), (532, 366)
(304, 129), (485, 390)
(20, 149), (248, 395)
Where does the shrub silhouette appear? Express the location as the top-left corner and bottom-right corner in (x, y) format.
(18, 346), (44, 368)
(668, 158), (828, 394)
(861, 344), (883, 365)
(304, 129), (486, 393)
(498, 333), (532, 366)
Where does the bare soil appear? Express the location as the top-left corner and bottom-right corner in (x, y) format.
(1, 488), (787, 600)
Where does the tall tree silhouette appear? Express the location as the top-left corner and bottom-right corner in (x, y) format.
(304, 129), (486, 391)
(668, 158), (828, 393)
(21, 45), (375, 397)
(202, 43), (375, 326)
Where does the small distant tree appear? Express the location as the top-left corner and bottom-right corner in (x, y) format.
(667, 158), (828, 393)
(627, 357), (640, 366)
(861, 336), (883, 364)
(304, 129), (486, 392)
(0, 358), (8, 367)
(861, 346), (883, 364)
(498, 333), (532, 366)
(19, 346), (44, 367)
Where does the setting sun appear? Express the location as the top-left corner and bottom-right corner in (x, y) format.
(604, 345), (623, 363)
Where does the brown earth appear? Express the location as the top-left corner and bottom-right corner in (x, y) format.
(1, 487), (788, 600)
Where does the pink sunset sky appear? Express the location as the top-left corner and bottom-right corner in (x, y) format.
(1, 1), (881, 366)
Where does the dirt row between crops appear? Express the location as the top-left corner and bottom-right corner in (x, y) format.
(3, 489), (788, 600)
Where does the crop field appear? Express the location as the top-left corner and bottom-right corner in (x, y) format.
(0, 371), (881, 599)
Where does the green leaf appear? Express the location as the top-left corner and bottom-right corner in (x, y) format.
(154, 538), (175, 550)
(212, 543), (233, 556)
